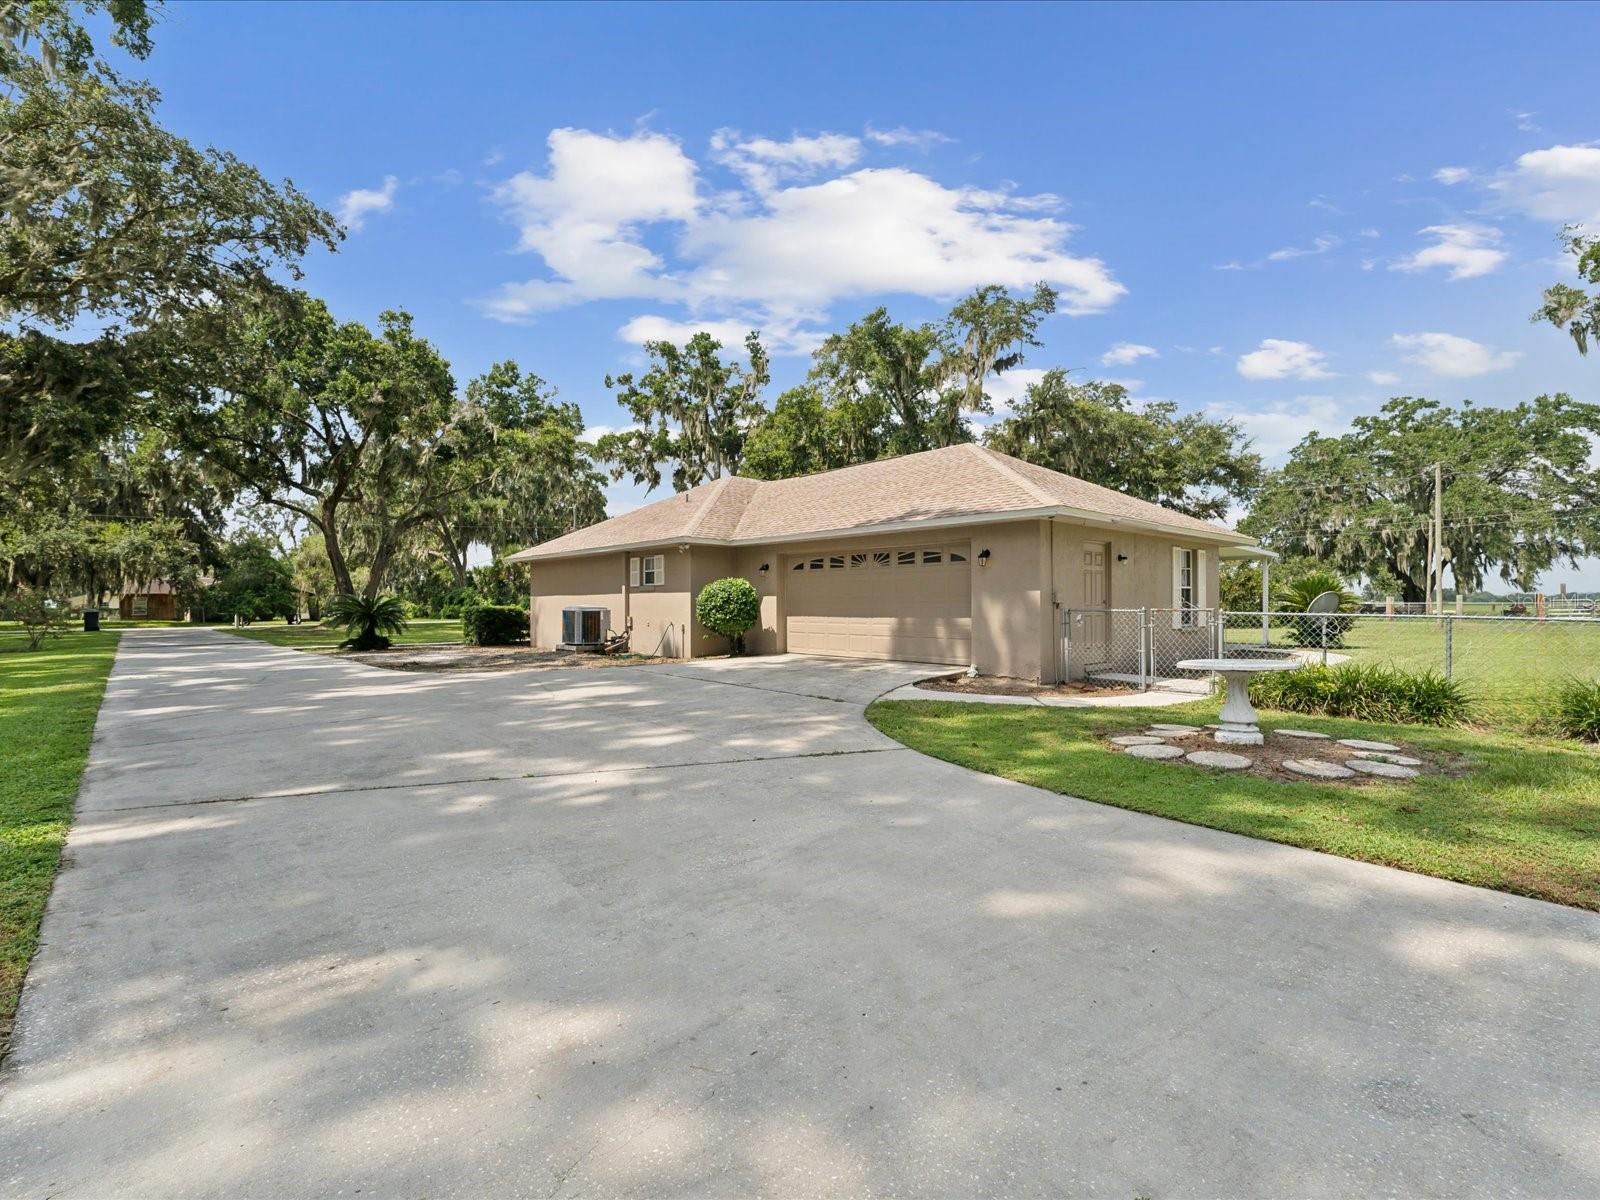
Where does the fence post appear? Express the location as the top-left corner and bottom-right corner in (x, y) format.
(1444, 614), (1453, 678)
(1213, 610), (1223, 658)
(1139, 606), (1149, 691)
(1319, 613), (1329, 665)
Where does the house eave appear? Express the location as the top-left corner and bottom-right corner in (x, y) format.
(506, 506), (1256, 565)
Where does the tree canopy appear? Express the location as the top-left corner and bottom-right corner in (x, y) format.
(1532, 227), (1600, 356)
(1242, 395), (1600, 601)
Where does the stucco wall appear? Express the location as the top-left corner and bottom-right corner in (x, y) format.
(1048, 522), (1221, 613)
(528, 556), (624, 649)
(969, 520), (1049, 680)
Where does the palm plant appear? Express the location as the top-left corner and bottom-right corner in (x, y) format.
(323, 592), (409, 651)
(1273, 569), (1359, 648)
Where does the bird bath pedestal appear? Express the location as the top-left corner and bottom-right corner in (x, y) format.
(1176, 657), (1304, 746)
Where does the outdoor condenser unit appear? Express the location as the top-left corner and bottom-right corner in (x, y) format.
(560, 606), (609, 648)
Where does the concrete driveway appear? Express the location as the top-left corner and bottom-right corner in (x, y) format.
(3, 629), (1596, 1197)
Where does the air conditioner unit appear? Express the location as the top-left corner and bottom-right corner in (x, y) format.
(560, 606), (609, 649)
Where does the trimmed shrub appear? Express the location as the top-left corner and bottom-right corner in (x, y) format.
(695, 577), (761, 655)
(1553, 679), (1600, 742)
(462, 603), (527, 646)
(1248, 661), (1471, 726)
(439, 587), (484, 619)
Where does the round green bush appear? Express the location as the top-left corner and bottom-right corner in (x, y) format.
(695, 577), (761, 655)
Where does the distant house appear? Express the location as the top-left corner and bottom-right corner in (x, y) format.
(117, 580), (186, 621)
(507, 444), (1265, 681)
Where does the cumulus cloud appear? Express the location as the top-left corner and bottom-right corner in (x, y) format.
(480, 126), (1124, 330)
(1433, 166), (1472, 186)
(1207, 397), (1347, 461)
(1391, 332), (1520, 378)
(336, 175), (398, 232)
(977, 368), (1049, 420)
(1101, 342), (1159, 366)
(1236, 339), (1332, 381)
(1367, 370), (1401, 386)
(1390, 224), (1507, 280)
(1487, 144), (1600, 226)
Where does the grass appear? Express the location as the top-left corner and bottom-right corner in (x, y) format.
(1221, 614), (1600, 728)
(867, 697), (1600, 910)
(0, 629), (121, 1052)
(223, 618), (465, 651)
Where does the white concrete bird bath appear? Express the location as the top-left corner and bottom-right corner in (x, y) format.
(1176, 657), (1304, 746)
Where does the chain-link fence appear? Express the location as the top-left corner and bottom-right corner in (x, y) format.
(1063, 607), (1600, 724)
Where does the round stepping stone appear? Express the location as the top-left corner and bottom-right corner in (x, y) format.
(1126, 743), (1184, 760)
(1149, 723), (1204, 733)
(1347, 758), (1419, 779)
(1276, 729), (1330, 740)
(1354, 751), (1422, 767)
(1282, 758), (1356, 780)
(1337, 738), (1400, 752)
(1111, 735), (1168, 747)
(1185, 750), (1251, 770)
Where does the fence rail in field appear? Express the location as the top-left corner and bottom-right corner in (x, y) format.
(1060, 607), (1600, 724)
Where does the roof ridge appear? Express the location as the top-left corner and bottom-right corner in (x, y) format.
(680, 476), (732, 538)
(966, 442), (1058, 507)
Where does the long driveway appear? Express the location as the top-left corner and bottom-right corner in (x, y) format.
(3, 629), (1597, 1197)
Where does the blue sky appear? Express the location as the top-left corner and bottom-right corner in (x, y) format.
(141, 1), (1600, 588)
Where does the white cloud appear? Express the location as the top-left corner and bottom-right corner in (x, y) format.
(1390, 224), (1507, 280)
(1391, 332), (1520, 378)
(977, 368), (1048, 420)
(1308, 196), (1344, 214)
(1433, 166), (1472, 186)
(711, 129), (863, 192)
(615, 313), (822, 357)
(1366, 370), (1401, 386)
(1510, 110), (1540, 133)
(482, 127), (1125, 327)
(1359, 228), (1381, 239)
(864, 126), (952, 150)
(336, 175), (398, 232)
(1487, 144), (1600, 226)
(1236, 339), (1333, 381)
(1208, 397), (1348, 461)
(1101, 341), (1159, 366)
(1266, 234), (1339, 262)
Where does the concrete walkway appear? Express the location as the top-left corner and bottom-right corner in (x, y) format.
(2, 629), (1596, 1198)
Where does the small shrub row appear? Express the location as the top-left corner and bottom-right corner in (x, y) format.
(1553, 679), (1600, 742)
(1248, 661), (1472, 726)
(462, 603), (528, 646)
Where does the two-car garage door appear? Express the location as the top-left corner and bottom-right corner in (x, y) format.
(784, 544), (972, 665)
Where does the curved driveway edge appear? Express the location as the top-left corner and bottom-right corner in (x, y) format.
(3, 629), (1597, 1197)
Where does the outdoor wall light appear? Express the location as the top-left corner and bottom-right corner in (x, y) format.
(758, 562), (770, 575)
(977, 548), (992, 566)
(1116, 553), (1129, 563)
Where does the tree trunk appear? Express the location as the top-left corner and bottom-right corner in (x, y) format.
(318, 502), (355, 596)
(363, 533), (397, 600)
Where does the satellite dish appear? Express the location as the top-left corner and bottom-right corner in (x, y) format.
(1306, 590), (1342, 614)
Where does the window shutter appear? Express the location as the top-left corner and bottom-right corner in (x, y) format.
(1171, 546), (1183, 628)
(628, 557), (640, 587)
(1196, 549), (1209, 613)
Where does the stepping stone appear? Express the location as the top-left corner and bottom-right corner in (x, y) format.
(1276, 729), (1330, 740)
(1282, 758), (1356, 780)
(1347, 758), (1419, 779)
(1186, 750), (1251, 770)
(1126, 743), (1184, 760)
(1354, 751), (1422, 767)
(1337, 738), (1400, 752)
(1149, 723), (1205, 733)
(1111, 735), (1168, 747)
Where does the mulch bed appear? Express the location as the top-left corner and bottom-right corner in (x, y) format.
(917, 674), (1135, 699)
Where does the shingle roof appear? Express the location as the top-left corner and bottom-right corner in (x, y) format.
(507, 444), (1252, 561)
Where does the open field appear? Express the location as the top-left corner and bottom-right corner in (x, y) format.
(868, 696), (1600, 910)
(0, 629), (121, 1052)
(1221, 612), (1600, 727)
(223, 618), (466, 651)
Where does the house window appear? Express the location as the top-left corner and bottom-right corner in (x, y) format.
(630, 554), (665, 587)
(949, 549), (967, 562)
(922, 549), (942, 565)
(849, 552), (869, 569)
(897, 550), (916, 566)
(1177, 548), (1195, 625)
(828, 555), (845, 569)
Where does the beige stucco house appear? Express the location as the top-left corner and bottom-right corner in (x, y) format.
(507, 444), (1264, 682)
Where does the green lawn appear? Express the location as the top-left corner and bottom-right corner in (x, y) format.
(0, 629), (121, 1052)
(1221, 614), (1600, 727)
(223, 618), (464, 651)
(867, 697), (1600, 910)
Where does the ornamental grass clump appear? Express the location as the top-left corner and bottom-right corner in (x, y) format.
(1249, 661), (1471, 726)
(1553, 679), (1600, 742)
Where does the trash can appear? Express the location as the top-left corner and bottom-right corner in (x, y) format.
(83, 609), (100, 632)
